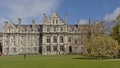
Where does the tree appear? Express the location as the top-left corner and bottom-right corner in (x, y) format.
(85, 35), (119, 59)
(111, 24), (120, 45)
(110, 14), (120, 56)
(111, 14), (120, 45)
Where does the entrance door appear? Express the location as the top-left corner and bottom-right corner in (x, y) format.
(69, 46), (72, 53)
(0, 43), (2, 52)
(0, 43), (2, 55)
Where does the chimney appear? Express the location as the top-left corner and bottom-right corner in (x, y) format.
(18, 18), (21, 25)
(32, 20), (35, 28)
(77, 20), (80, 28)
(95, 21), (99, 25)
(65, 13), (68, 24)
(43, 13), (47, 23)
(89, 18), (92, 26)
(4, 21), (8, 26)
(88, 18), (92, 33)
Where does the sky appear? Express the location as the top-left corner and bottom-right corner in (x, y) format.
(0, 0), (120, 31)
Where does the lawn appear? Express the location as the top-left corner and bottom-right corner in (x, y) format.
(0, 55), (120, 68)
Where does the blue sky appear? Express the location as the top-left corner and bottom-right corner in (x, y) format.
(58, 0), (120, 24)
(0, 0), (120, 26)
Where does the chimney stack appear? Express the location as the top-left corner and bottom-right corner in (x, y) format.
(18, 18), (21, 24)
(43, 13), (47, 23)
(32, 20), (35, 28)
(4, 21), (8, 26)
(65, 13), (68, 24)
(89, 18), (92, 26)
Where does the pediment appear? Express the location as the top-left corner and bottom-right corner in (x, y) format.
(44, 12), (66, 25)
(4, 23), (16, 30)
(4, 22), (17, 33)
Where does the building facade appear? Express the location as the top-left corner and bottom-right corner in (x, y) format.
(2, 12), (104, 55)
(0, 33), (2, 55)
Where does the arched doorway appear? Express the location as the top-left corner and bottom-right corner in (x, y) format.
(69, 46), (72, 53)
(0, 43), (2, 53)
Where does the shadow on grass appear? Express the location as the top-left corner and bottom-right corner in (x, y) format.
(73, 57), (97, 60)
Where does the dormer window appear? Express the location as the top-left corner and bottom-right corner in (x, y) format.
(72, 28), (74, 32)
(60, 27), (64, 32)
(22, 29), (24, 32)
(47, 26), (50, 32)
(56, 20), (58, 24)
(53, 20), (54, 24)
(28, 29), (31, 33)
(8, 27), (13, 33)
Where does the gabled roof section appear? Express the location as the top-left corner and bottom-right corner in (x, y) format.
(51, 12), (60, 18)
(50, 12), (65, 23)
(43, 12), (66, 25)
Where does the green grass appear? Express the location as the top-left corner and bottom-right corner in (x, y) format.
(0, 55), (120, 68)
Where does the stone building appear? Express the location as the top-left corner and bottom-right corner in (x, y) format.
(0, 32), (2, 54)
(2, 12), (104, 55)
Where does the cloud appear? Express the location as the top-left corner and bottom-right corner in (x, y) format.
(79, 19), (88, 24)
(103, 7), (120, 34)
(104, 7), (120, 22)
(0, 0), (62, 24)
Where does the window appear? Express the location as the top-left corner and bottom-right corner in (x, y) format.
(28, 36), (30, 40)
(53, 46), (57, 52)
(25, 28), (27, 32)
(8, 27), (13, 33)
(68, 37), (72, 42)
(81, 47), (84, 51)
(53, 20), (54, 24)
(60, 36), (64, 43)
(5, 48), (9, 53)
(21, 41), (24, 45)
(8, 28), (10, 32)
(72, 28), (74, 32)
(56, 20), (58, 24)
(46, 46), (51, 51)
(69, 30), (72, 33)
(53, 36), (57, 43)
(46, 36), (50, 43)
(27, 48), (30, 53)
(21, 48), (24, 53)
(12, 36), (15, 40)
(75, 39), (77, 44)
(6, 35), (9, 39)
(21, 28), (25, 32)
(47, 26), (50, 32)
(12, 47), (16, 53)
(54, 27), (56, 32)
(21, 36), (24, 39)
(6, 41), (9, 46)
(33, 42), (36, 46)
(12, 41), (15, 46)
(60, 46), (64, 51)
(34, 36), (36, 40)
(33, 47), (37, 52)
(60, 27), (64, 31)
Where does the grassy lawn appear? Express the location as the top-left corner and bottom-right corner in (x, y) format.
(0, 55), (120, 68)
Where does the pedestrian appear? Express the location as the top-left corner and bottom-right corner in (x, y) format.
(24, 54), (26, 60)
